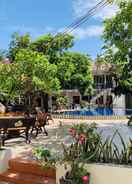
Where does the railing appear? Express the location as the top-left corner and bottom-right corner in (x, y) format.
(95, 84), (113, 89)
(51, 108), (132, 120)
(52, 113), (128, 120)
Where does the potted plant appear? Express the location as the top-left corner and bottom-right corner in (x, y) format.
(59, 164), (90, 184)
(56, 96), (68, 110)
(32, 147), (57, 178)
(58, 123), (99, 184)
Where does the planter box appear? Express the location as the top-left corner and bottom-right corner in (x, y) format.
(9, 157), (56, 178)
(0, 149), (12, 173)
(56, 163), (132, 184)
(0, 156), (56, 184)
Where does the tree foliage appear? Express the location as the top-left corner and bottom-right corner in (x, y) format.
(0, 50), (7, 62)
(0, 49), (60, 98)
(103, 0), (132, 94)
(57, 52), (93, 95)
(8, 32), (31, 61)
(15, 49), (60, 94)
(0, 32), (93, 109)
(30, 34), (74, 55)
(0, 63), (20, 98)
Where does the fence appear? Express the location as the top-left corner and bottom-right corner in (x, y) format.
(52, 113), (128, 120)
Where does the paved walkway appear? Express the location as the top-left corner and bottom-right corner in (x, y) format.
(3, 119), (132, 157)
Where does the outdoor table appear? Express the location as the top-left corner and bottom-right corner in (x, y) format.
(0, 116), (36, 146)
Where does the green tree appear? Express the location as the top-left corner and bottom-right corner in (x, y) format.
(9, 33), (74, 64)
(58, 52), (93, 95)
(57, 54), (75, 86)
(8, 32), (93, 96)
(56, 95), (68, 109)
(1, 32), (93, 111)
(8, 32), (31, 61)
(0, 50), (7, 62)
(0, 56), (22, 98)
(0, 49), (60, 111)
(15, 49), (60, 93)
(30, 33), (74, 63)
(103, 0), (132, 94)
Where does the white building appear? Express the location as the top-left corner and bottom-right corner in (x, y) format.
(59, 62), (132, 110)
(91, 62), (126, 109)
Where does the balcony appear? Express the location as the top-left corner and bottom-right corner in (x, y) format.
(95, 83), (113, 89)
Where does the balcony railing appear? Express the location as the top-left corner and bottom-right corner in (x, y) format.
(95, 83), (113, 89)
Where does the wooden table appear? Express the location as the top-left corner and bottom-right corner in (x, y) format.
(0, 116), (36, 146)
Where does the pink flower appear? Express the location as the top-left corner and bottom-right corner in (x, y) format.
(82, 175), (89, 184)
(79, 134), (86, 144)
(44, 180), (49, 184)
(69, 128), (76, 137)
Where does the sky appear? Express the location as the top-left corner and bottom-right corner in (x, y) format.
(0, 0), (118, 59)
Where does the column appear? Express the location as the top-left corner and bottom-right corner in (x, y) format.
(48, 96), (52, 112)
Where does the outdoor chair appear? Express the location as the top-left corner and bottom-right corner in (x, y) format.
(31, 112), (54, 136)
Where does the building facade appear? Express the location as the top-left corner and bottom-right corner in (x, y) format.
(91, 62), (126, 109)
(59, 62), (132, 110)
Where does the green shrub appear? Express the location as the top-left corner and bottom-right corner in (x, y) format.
(64, 123), (132, 166)
(33, 147), (58, 169)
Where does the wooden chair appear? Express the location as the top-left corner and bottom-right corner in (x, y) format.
(31, 112), (54, 136)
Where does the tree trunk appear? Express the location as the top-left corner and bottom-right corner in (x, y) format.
(24, 92), (33, 113)
(43, 93), (49, 112)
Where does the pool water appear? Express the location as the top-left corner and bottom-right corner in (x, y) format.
(61, 108), (132, 116)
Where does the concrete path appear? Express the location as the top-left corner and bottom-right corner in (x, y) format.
(2, 119), (132, 157)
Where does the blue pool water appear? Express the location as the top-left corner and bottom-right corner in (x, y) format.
(61, 108), (132, 116)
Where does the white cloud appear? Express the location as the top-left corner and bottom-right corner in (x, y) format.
(2, 25), (55, 39)
(55, 25), (103, 39)
(72, 0), (119, 20)
(72, 25), (104, 39)
(3, 23), (103, 41)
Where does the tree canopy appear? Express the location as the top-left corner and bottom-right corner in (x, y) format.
(0, 49), (60, 100)
(30, 33), (74, 60)
(15, 49), (60, 94)
(8, 32), (31, 61)
(103, 0), (132, 94)
(0, 32), (93, 107)
(57, 52), (93, 95)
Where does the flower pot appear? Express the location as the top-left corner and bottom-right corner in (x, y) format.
(59, 171), (90, 184)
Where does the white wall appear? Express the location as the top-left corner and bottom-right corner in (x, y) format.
(0, 149), (12, 173)
(56, 163), (132, 184)
(113, 94), (126, 109)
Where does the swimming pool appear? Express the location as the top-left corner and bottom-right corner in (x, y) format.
(59, 108), (132, 116)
